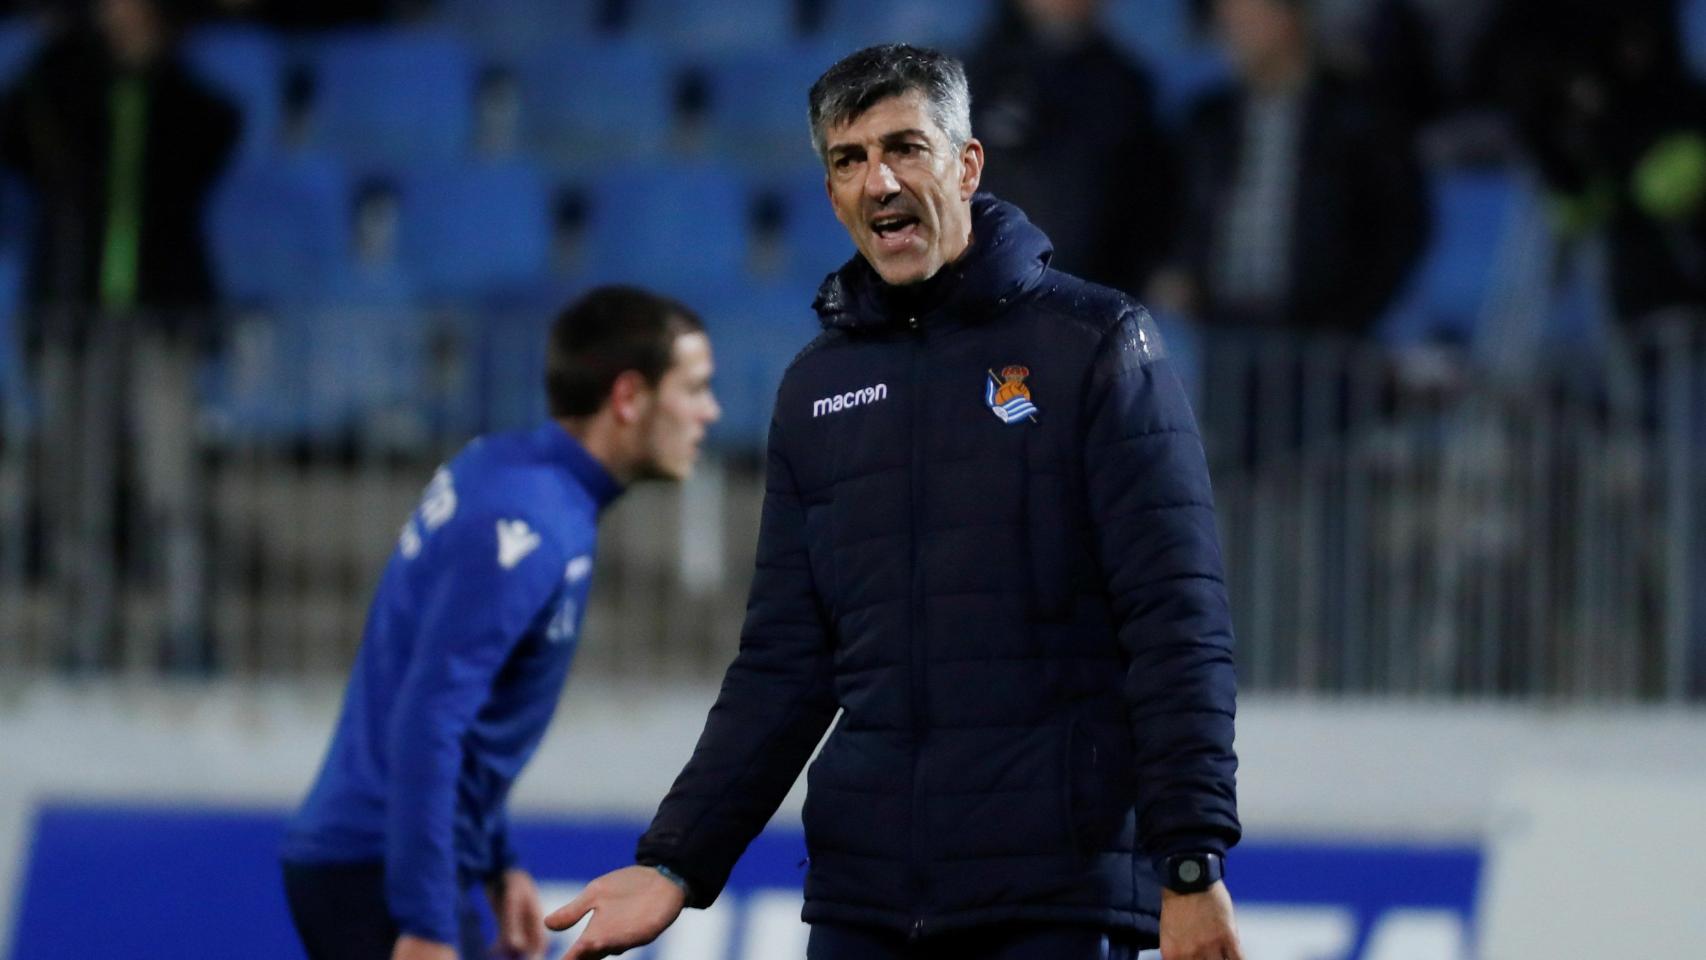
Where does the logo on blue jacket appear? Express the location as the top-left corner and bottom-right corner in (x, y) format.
(986, 365), (1039, 424)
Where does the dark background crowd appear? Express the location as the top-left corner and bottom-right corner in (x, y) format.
(2, 0), (1704, 691)
(2, 0), (1703, 436)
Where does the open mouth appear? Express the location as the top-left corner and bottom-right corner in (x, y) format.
(870, 213), (921, 249)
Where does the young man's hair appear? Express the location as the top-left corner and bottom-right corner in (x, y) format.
(545, 285), (704, 418)
(807, 43), (972, 164)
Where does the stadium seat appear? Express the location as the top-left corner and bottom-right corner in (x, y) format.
(1379, 167), (1525, 347)
(814, 0), (998, 54)
(396, 161), (552, 300)
(700, 44), (841, 168)
(627, 0), (796, 54)
(578, 163), (750, 292)
(1103, 0), (1192, 66)
(758, 164), (852, 282)
(696, 283), (819, 452)
(214, 300), (434, 443)
(204, 153), (353, 305)
(437, 0), (605, 57)
(182, 24), (285, 157)
(0, 16), (41, 91)
(0, 248), (23, 408)
(1686, 0), (1706, 80)
(520, 39), (674, 167)
(1152, 47), (1234, 124)
(308, 30), (477, 167)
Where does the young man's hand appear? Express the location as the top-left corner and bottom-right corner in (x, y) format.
(1160, 882), (1244, 960)
(544, 864), (687, 960)
(390, 934), (457, 960)
(487, 868), (548, 959)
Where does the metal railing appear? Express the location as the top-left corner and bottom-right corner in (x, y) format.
(0, 308), (1701, 702)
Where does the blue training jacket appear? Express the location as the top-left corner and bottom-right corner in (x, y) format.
(637, 195), (1239, 945)
(283, 422), (621, 943)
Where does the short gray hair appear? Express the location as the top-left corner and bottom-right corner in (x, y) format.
(807, 44), (972, 164)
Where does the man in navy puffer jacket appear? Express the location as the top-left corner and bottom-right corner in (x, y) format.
(550, 44), (1244, 960)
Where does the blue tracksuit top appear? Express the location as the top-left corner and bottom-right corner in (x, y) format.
(282, 422), (622, 943)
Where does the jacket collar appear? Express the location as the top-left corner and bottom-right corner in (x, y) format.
(532, 422), (624, 512)
(811, 193), (1054, 332)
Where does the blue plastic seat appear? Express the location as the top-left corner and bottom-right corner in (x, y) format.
(438, 0), (605, 57)
(520, 40), (674, 167)
(628, 0), (796, 54)
(204, 154), (353, 305)
(579, 164), (751, 292)
(1104, 0), (1192, 66)
(761, 164), (851, 281)
(182, 25), (284, 157)
(309, 30), (476, 167)
(397, 161), (552, 300)
(696, 283), (818, 452)
(701, 44), (841, 167)
(815, 0), (997, 54)
(0, 16), (41, 91)
(1685, 0), (1706, 80)
(1379, 168), (1523, 347)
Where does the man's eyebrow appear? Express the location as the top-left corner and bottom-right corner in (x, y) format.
(879, 128), (931, 144)
(827, 128), (931, 155)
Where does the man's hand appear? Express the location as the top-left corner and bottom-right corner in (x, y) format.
(1160, 882), (1243, 960)
(390, 934), (457, 960)
(487, 868), (548, 959)
(544, 865), (688, 960)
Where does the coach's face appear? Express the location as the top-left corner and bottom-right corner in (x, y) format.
(635, 331), (720, 481)
(824, 91), (984, 286)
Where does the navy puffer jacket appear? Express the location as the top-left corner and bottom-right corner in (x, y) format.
(637, 195), (1239, 943)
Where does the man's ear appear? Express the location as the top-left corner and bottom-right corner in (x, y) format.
(959, 137), (985, 200)
(608, 369), (654, 426)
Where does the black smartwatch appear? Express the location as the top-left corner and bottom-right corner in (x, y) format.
(1159, 852), (1224, 894)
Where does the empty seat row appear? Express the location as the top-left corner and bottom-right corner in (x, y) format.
(203, 155), (852, 305)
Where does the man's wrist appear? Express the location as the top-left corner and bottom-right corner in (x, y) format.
(1157, 852), (1225, 894)
(648, 863), (694, 902)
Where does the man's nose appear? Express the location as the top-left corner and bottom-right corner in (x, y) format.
(863, 160), (899, 200)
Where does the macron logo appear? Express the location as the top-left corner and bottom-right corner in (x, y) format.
(812, 383), (889, 418)
(496, 519), (541, 570)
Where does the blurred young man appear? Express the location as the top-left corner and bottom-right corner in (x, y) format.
(550, 45), (1244, 960)
(281, 287), (721, 960)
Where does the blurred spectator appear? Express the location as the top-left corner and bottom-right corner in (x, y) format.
(965, 0), (1175, 294)
(0, 0), (239, 668)
(1152, 0), (1428, 338)
(1470, 0), (1706, 324)
(1346, 0), (1445, 137)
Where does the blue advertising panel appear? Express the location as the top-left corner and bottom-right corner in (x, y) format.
(9, 802), (1479, 959)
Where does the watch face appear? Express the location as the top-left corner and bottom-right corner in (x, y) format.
(1178, 860), (1203, 884)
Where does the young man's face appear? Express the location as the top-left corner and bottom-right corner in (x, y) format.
(823, 91), (984, 286)
(634, 331), (720, 481)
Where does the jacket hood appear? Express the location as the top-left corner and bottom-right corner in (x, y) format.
(811, 193), (1054, 331)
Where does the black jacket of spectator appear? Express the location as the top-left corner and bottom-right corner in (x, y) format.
(635, 196), (1240, 943)
(0, 29), (239, 342)
(966, 5), (1176, 296)
(1470, 0), (1706, 320)
(1176, 69), (1429, 336)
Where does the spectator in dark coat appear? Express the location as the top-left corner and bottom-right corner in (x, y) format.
(1151, 0), (1429, 338)
(965, 0), (1176, 295)
(1470, 0), (1706, 323)
(0, 0), (239, 336)
(0, 0), (239, 669)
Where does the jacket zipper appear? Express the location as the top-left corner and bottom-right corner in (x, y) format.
(906, 314), (930, 940)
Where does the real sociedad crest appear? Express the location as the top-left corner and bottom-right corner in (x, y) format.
(986, 365), (1039, 424)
